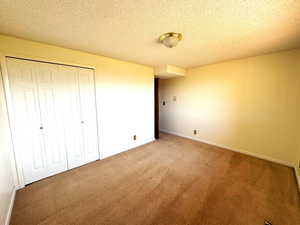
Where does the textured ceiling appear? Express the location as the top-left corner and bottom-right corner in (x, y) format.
(0, 0), (300, 68)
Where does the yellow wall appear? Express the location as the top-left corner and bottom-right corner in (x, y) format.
(160, 49), (300, 166)
(0, 34), (154, 187)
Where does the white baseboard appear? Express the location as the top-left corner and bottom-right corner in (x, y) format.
(4, 186), (16, 225)
(294, 167), (300, 193)
(160, 129), (294, 168)
(101, 137), (155, 159)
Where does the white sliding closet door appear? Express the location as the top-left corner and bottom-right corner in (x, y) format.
(7, 58), (67, 184)
(78, 68), (99, 163)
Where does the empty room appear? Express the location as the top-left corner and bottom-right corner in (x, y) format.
(0, 1), (300, 225)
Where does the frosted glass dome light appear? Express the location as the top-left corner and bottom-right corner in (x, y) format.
(159, 32), (183, 48)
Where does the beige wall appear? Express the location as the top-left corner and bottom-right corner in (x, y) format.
(160, 49), (300, 166)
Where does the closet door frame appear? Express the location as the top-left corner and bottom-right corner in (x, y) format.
(0, 53), (97, 188)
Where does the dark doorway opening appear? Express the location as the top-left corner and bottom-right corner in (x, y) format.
(154, 78), (159, 139)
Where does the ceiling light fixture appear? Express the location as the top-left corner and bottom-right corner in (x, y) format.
(159, 32), (183, 48)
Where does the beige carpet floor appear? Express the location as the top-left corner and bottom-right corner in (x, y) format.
(10, 133), (300, 225)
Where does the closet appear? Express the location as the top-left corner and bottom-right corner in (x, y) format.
(6, 57), (99, 184)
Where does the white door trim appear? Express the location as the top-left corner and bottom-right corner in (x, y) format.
(0, 53), (26, 189)
(4, 186), (16, 225)
(92, 70), (101, 160)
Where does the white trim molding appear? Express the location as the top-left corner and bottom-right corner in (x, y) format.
(0, 53), (26, 188)
(4, 186), (16, 225)
(160, 129), (294, 168)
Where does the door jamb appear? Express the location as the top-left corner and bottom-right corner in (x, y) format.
(0, 53), (25, 189)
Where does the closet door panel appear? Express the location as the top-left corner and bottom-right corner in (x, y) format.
(21, 89), (47, 183)
(6, 58), (48, 184)
(35, 63), (67, 175)
(7, 58), (100, 184)
(78, 68), (99, 163)
(58, 66), (84, 169)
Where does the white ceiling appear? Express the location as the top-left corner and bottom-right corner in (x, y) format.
(0, 0), (300, 68)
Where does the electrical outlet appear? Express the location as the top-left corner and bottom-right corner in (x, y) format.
(173, 96), (176, 101)
(193, 130), (197, 135)
(133, 135), (137, 140)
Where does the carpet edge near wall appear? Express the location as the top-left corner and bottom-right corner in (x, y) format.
(160, 129), (300, 192)
(159, 129), (294, 167)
